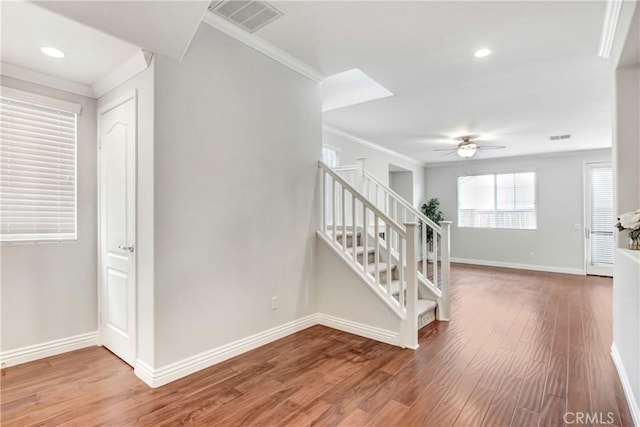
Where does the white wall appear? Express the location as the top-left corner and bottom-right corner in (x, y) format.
(152, 24), (322, 367)
(97, 61), (155, 369)
(0, 77), (97, 351)
(316, 239), (402, 344)
(611, 9), (640, 420)
(425, 149), (612, 274)
(324, 130), (425, 209)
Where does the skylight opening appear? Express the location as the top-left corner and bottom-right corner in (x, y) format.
(320, 68), (393, 112)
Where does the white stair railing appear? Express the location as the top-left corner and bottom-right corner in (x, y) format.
(318, 161), (419, 348)
(336, 158), (451, 321)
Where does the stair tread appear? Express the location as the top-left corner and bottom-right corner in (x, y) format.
(365, 262), (394, 273)
(417, 299), (437, 316)
(354, 246), (375, 254)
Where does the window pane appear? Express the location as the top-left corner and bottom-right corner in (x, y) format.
(458, 171), (536, 230)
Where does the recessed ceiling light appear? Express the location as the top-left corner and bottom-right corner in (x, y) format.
(474, 48), (492, 58)
(40, 46), (65, 58)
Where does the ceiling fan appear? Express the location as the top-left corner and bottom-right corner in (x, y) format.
(433, 136), (506, 159)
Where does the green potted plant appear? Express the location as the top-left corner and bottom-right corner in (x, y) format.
(421, 198), (444, 260)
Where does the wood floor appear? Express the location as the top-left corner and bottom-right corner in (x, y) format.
(1, 264), (632, 426)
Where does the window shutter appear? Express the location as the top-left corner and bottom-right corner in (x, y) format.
(590, 167), (614, 265)
(1, 96), (77, 242)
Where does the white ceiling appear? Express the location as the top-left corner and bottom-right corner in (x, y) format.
(255, 1), (613, 163)
(1, 1), (140, 86)
(34, 1), (210, 61)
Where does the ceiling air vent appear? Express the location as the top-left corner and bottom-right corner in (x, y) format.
(208, 0), (283, 33)
(549, 134), (571, 141)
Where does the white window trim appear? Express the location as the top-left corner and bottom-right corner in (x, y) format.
(457, 170), (538, 230)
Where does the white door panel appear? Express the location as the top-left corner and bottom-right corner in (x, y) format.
(99, 93), (137, 366)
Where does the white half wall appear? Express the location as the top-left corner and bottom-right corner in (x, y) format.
(323, 130), (425, 210)
(0, 77), (98, 352)
(315, 239), (402, 346)
(425, 149), (612, 273)
(152, 23), (322, 367)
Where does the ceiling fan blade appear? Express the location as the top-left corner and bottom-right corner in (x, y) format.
(478, 145), (506, 150)
(433, 148), (456, 152)
(440, 151), (457, 156)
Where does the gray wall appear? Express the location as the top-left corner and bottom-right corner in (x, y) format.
(389, 171), (414, 204)
(153, 24), (322, 367)
(0, 77), (97, 351)
(425, 149), (612, 273)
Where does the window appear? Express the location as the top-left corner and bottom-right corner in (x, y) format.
(1, 88), (80, 242)
(322, 145), (340, 167)
(458, 172), (536, 229)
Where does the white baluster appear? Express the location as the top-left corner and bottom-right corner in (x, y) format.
(404, 223), (418, 349)
(362, 205), (369, 273)
(332, 178), (337, 242)
(439, 221), (451, 321)
(398, 232), (405, 311)
(386, 222), (391, 295)
(422, 221), (427, 279)
(342, 184), (346, 251)
(374, 214), (380, 286)
(433, 228), (439, 289)
(352, 195), (357, 264)
(321, 169), (326, 232)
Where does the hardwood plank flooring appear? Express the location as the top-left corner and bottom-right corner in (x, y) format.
(0, 264), (632, 426)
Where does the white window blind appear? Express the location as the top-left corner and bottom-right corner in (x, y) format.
(1, 95), (78, 242)
(589, 166), (614, 265)
(458, 172), (536, 229)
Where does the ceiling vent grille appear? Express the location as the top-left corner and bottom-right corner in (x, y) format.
(208, 0), (283, 33)
(549, 134), (571, 141)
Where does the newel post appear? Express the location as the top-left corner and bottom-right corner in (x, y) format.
(404, 223), (419, 350)
(355, 157), (366, 193)
(439, 221), (452, 321)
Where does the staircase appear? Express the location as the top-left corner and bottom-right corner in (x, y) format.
(317, 160), (451, 349)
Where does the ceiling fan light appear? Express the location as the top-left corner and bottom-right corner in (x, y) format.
(457, 143), (477, 158)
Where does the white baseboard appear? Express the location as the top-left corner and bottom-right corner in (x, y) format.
(0, 332), (98, 368)
(134, 314), (319, 388)
(316, 313), (401, 347)
(611, 343), (640, 426)
(451, 257), (585, 275)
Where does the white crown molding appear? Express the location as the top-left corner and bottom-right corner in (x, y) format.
(424, 147), (612, 168)
(92, 50), (153, 98)
(0, 331), (98, 368)
(450, 257), (585, 276)
(202, 12), (324, 83)
(611, 343), (640, 427)
(0, 62), (95, 98)
(323, 125), (425, 167)
(599, 0), (623, 58)
(134, 314), (319, 388)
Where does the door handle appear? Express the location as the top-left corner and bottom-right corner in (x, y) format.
(118, 245), (135, 253)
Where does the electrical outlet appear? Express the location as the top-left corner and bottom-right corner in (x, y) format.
(271, 296), (278, 310)
(529, 252), (535, 259)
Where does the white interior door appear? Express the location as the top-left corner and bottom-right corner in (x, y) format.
(585, 163), (614, 277)
(98, 93), (137, 366)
